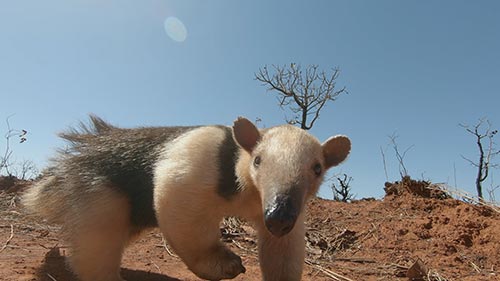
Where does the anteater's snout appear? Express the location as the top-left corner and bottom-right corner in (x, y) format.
(264, 194), (300, 237)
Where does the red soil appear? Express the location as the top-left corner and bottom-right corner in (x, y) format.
(0, 177), (498, 281)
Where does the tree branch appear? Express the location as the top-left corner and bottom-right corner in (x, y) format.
(461, 118), (499, 200)
(255, 63), (346, 130)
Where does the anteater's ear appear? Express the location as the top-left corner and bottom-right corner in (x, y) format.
(233, 117), (261, 153)
(322, 135), (351, 169)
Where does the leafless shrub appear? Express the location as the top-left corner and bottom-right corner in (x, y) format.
(380, 133), (414, 181)
(388, 133), (414, 179)
(14, 159), (38, 180)
(460, 118), (500, 201)
(487, 185), (499, 203)
(331, 174), (355, 202)
(1, 116), (34, 179)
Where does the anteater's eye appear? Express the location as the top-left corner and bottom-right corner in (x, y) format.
(313, 163), (322, 176)
(254, 156), (261, 167)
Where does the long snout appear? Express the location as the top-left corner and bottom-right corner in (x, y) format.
(264, 188), (304, 237)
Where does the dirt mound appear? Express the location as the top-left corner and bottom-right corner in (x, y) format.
(0, 179), (499, 281)
(305, 183), (499, 280)
(0, 176), (31, 193)
(384, 176), (451, 199)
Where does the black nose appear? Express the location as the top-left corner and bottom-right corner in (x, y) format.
(264, 195), (299, 237)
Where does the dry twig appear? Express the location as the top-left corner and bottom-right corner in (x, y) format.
(232, 239), (256, 254)
(470, 261), (481, 273)
(334, 257), (376, 264)
(305, 259), (354, 281)
(150, 260), (162, 274)
(0, 224), (13, 252)
(427, 269), (450, 281)
(431, 184), (500, 214)
(160, 237), (178, 258)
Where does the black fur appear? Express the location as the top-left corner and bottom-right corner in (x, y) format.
(216, 126), (240, 199)
(56, 117), (198, 228)
(50, 117), (240, 227)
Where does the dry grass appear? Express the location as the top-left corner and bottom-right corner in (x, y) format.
(2, 179), (497, 281)
(430, 183), (500, 214)
(0, 224), (13, 252)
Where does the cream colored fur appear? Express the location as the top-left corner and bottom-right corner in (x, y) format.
(66, 188), (131, 281)
(23, 117), (350, 281)
(24, 183), (132, 281)
(154, 126), (250, 279)
(256, 213), (306, 281)
(154, 124), (349, 280)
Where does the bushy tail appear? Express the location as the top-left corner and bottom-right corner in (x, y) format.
(23, 115), (115, 224)
(22, 175), (67, 223)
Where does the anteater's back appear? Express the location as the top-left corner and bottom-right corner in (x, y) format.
(23, 115), (197, 228)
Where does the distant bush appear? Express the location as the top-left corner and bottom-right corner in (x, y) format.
(0, 116), (37, 180)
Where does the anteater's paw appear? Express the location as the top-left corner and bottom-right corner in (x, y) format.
(214, 247), (246, 280)
(192, 246), (246, 280)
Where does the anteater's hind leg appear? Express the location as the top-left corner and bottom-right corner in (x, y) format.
(64, 189), (132, 281)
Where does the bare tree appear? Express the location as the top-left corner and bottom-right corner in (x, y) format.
(388, 133), (414, 179)
(255, 63), (347, 130)
(15, 159), (38, 180)
(461, 118), (500, 201)
(488, 184), (499, 203)
(380, 146), (389, 182)
(331, 174), (355, 202)
(1, 116), (29, 177)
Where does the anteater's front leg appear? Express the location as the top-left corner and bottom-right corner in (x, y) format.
(154, 185), (245, 280)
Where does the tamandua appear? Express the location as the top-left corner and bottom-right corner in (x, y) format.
(23, 115), (351, 281)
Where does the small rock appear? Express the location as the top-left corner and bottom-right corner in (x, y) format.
(407, 258), (428, 280)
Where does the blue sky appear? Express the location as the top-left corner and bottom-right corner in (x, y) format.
(1, 0), (499, 200)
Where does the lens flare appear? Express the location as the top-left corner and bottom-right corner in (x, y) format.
(164, 17), (187, 42)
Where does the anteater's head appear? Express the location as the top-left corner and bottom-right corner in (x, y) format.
(233, 117), (351, 237)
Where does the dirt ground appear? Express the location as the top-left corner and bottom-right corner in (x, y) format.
(0, 176), (499, 281)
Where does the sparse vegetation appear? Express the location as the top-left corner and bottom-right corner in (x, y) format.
(331, 173), (355, 202)
(2, 178), (498, 280)
(255, 63), (347, 130)
(461, 118), (500, 201)
(0, 116), (34, 179)
(387, 132), (414, 179)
